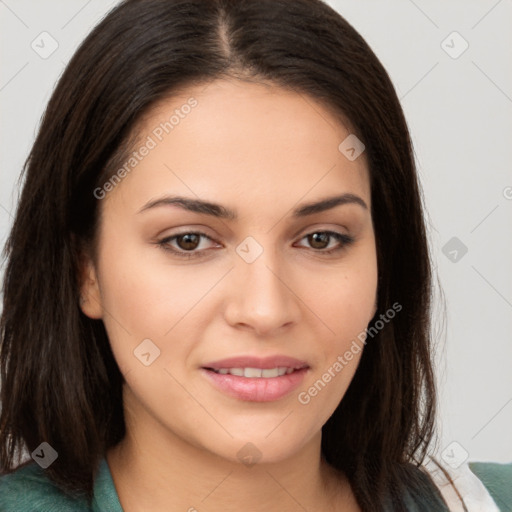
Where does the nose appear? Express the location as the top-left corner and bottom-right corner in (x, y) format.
(223, 244), (301, 337)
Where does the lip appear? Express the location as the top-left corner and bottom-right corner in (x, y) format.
(202, 355), (309, 370)
(200, 355), (310, 402)
(201, 367), (308, 402)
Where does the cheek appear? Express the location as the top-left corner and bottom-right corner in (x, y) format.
(300, 256), (377, 399)
(306, 259), (377, 346)
(296, 292), (372, 426)
(95, 244), (232, 378)
(96, 241), (195, 332)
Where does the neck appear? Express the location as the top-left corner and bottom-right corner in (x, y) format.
(106, 397), (355, 511)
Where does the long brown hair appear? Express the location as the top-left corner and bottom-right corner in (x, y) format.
(1, 1), (449, 509)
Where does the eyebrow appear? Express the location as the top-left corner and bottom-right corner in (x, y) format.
(137, 193), (368, 219)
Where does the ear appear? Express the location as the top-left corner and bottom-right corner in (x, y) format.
(78, 252), (103, 320)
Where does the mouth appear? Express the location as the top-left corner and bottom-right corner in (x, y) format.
(200, 356), (310, 402)
(204, 366), (306, 378)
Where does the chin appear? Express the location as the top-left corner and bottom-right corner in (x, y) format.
(197, 428), (318, 467)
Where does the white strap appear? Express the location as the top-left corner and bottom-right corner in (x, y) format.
(422, 457), (499, 512)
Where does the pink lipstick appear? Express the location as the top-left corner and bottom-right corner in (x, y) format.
(201, 355), (309, 402)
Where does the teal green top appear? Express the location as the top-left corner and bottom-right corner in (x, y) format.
(468, 462), (512, 511)
(0, 459), (510, 511)
(0, 458), (123, 512)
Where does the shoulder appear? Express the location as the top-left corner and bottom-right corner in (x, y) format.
(468, 461), (512, 511)
(0, 461), (90, 512)
(422, 457), (511, 512)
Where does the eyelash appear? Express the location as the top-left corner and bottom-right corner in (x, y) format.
(156, 230), (354, 259)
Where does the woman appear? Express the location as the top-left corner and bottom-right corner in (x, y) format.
(0, 0), (506, 510)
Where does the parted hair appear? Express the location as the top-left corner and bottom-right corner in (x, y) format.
(1, 1), (450, 510)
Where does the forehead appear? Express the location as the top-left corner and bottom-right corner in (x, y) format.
(105, 79), (371, 214)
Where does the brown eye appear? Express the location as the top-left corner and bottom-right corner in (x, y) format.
(156, 231), (218, 259)
(307, 232), (330, 250)
(297, 231), (354, 255)
(175, 233), (201, 251)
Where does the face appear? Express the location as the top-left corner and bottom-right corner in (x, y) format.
(81, 79), (378, 464)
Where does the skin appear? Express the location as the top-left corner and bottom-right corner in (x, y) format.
(80, 78), (377, 512)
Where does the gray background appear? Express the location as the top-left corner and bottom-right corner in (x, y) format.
(1, 0), (511, 464)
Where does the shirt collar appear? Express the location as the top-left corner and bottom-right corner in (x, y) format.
(91, 458), (124, 512)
